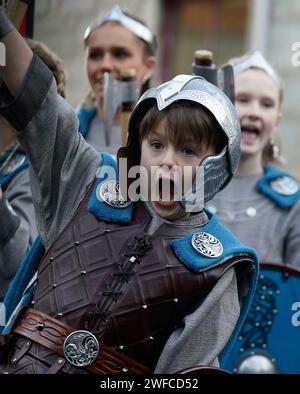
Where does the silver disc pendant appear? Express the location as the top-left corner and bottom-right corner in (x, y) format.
(63, 330), (99, 368)
(96, 180), (131, 208)
(246, 207), (257, 217)
(192, 232), (223, 258)
(270, 176), (299, 196)
(1, 154), (26, 175)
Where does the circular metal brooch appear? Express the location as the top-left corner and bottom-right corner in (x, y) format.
(96, 180), (131, 208)
(191, 232), (223, 258)
(270, 176), (299, 196)
(63, 330), (99, 368)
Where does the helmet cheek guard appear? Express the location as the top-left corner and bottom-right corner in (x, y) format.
(117, 74), (241, 210)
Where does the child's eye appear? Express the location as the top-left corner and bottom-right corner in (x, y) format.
(88, 50), (102, 61)
(151, 142), (163, 151)
(113, 48), (130, 60)
(236, 96), (250, 104)
(182, 148), (195, 156)
(261, 100), (275, 108)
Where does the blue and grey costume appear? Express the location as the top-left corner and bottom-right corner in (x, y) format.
(0, 51), (259, 373)
(208, 166), (300, 373)
(0, 143), (37, 300)
(208, 165), (300, 266)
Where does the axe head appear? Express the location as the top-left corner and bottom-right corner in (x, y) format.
(103, 72), (137, 146)
(102, 72), (124, 146)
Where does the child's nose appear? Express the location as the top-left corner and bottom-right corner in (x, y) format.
(161, 147), (177, 168)
(100, 53), (114, 73)
(246, 101), (263, 120)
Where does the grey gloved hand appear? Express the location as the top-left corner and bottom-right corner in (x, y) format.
(0, 9), (14, 39)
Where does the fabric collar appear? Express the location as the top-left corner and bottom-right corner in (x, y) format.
(172, 209), (258, 272)
(88, 152), (133, 223)
(258, 165), (300, 208)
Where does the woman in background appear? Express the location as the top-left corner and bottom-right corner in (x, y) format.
(209, 51), (300, 267)
(77, 5), (157, 153)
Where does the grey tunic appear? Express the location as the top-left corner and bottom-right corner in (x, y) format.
(0, 169), (37, 299)
(208, 174), (300, 267)
(0, 55), (245, 373)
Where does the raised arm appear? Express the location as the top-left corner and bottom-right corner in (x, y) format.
(0, 10), (101, 248)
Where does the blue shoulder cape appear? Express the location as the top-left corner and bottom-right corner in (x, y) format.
(258, 165), (300, 208)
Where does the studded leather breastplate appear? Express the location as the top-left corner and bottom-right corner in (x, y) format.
(0, 185), (250, 374)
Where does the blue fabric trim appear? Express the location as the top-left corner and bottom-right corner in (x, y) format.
(258, 165), (300, 208)
(171, 210), (259, 368)
(0, 145), (29, 190)
(1, 237), (45, 333)
(77, 107), (97, 138)
(219, 258), (259, 366)
(1, 286), (35, 335)
(87, 152), (133, 223)
(172, 210), (258, 272)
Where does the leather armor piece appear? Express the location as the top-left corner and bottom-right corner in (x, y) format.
(13, 307), (150, 374)
(0, 185), (254, 374)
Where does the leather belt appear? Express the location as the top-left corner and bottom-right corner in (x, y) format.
(12, 307), (150, 374)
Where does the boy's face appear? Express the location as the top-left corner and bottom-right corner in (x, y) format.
(140, 118), (214, 220)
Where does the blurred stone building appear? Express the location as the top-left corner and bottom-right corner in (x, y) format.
(33, 0), (299, 178)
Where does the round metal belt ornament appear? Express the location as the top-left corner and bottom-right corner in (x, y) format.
(191, 232), (223, 258)
(270, 176), (299, 196)
(63, 330), (99, 368)
(96, 180), (131, 208)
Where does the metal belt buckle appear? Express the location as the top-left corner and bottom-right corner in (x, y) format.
(63, 330), (99, 368)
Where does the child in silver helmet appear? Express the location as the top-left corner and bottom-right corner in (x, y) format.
(0, 10), (258, 374)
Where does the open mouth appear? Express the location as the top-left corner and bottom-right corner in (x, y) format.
(156, 177), (177, 207)
(241, 124), (260, 136)
(240, 124), (261, 145)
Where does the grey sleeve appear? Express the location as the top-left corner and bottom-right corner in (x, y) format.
(0, 55), (101, 248)
(154, 268), (240, 374)
(283, 200), (300, 268)
(0, 170), (38, 298)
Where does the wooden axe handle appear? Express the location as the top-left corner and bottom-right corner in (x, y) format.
(6, 0), (30, 30)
